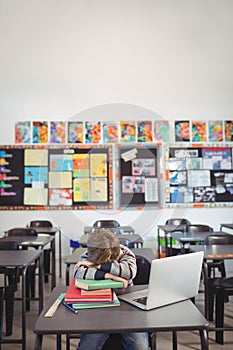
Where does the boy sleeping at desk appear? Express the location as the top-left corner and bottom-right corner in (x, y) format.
(73, 228), (149, 350)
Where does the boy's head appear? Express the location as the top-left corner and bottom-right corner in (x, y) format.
(87, 228), (120, 265)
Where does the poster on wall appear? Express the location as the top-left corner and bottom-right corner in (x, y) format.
(166, 144), (233, 207)
(154, 121), (170, 142)
(137, 121), (153, 142)
(0, 144), (113, 210)
(174, 121), (190, 142)
(68, 122), (83, 143)
(117, 145), (161, 208)
(103, 122), (119, 143)
(120, 122), (136, 142)
(191, 121), (207, 142)
(50, 122), (66, 143)
(85, 122), (101, 143)
(208, 121), (223, 142)
(15, 122), (31, 144)
(33, 121), (48, 143)
(225, 121), (233, 141)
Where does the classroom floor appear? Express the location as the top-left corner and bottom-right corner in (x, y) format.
(1, 258), (233, 350)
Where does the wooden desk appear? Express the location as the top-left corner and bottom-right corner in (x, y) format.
(220, 223), (233, 232)
(157, 224), (187, 257)
(31, 226), (62, 278)
(0, 250), (43, 350)
(64, 247), (155, 286)
(79, 233), (143, 249)
(190, 244), (233, 342)
(171, 231), (228, 253)
(0, 235), (56, 290)
(34, 286), (209, 350)
(190, 244), (233, 260)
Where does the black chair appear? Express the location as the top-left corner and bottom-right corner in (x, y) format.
(29, 220), (53, 283)
(133, 256), (151, 285)
(0, 241), (19, 337)
(93, 220), (121, 235)
(214, 277), (233, 344)
(7, 228), (38, 310)
(93, 220), (120, 228)
(186, 224), (213, 233)
(7, 228), (38, 237)
(204, 233), (233, 278)
(203, 234), (233, 322)
(165, 218), (191, 256)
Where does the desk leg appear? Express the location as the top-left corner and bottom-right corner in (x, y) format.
(215, 286), (224, 344)
(172, 331), (177, 350)
(157, 228), (160, 258)
(34, 335), (43, 350)
(59, 230), (62, 277)
(57, 334), (62, 350)
(22, 267), (28, 350)
(51, 238), (56, 290)
(66, 264), (70, 286)
(38, 253), (44, 312)
(199, 329), (209, 350)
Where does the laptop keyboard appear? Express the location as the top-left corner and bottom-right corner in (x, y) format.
(133, 296), (147, 305)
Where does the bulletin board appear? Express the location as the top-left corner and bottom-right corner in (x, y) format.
(165, 143), (233, 207)
(117, 145), (162, 208)
(0, 144), (113, 210)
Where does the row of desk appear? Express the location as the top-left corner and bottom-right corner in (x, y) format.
(1, 223), (233, 349)
(157, 222), (233, 257)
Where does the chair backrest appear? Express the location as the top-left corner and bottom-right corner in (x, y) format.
(204, 233), (233, 245)
(133, 256), (151, 285)
(93, 220), (120, 228)
(165, 218), (191, 226)
(186, 224), (213, 233)
(29, 220), (52, 227)
(7, 228), (38, 237)
(0, 241), (19, 250)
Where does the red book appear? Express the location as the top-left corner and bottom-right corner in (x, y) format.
(80, 288), (112, 296)
(64, 279), (113, 303)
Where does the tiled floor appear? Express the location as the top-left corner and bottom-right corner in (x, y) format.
(1, 258), (233, 350)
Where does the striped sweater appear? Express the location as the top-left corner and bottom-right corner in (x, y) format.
(73, 245), (137, 286)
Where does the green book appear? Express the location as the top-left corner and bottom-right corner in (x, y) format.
(75, 278), (123, 291)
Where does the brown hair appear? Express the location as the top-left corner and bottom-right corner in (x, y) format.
(87, 228), (120, 265)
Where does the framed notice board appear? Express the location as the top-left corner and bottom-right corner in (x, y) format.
(0, 145), (113, 210)
(165, 143), (233, 207)
(117, 144), (162, 209)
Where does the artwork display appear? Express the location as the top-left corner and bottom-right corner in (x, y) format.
(175, 121), (190, 142)
(120, 122), (136, 142)
(208, 121), (223, 142)
(14, 119), (233, 144)
(103, 122), (119, 143)
(154, 121), (170, 142)
(191, 121), (207, 142)
(85, 122), (101, 143)
(68, 122), (83, 143)
(0, 145), (113, 210)
(118, 145), (161, 208)
(166, 145), (233, 206)
(15, 122), (31, 143)
(33, 122), (48, 143)
(50, 122), (66, 143)
(137, 121), (153, 142)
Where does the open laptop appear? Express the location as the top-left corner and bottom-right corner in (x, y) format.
(118, 251), (204, 310)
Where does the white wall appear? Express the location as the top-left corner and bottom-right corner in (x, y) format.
(0, 0), (233, 255)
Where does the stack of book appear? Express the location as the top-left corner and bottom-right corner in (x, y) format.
(63, 278), (123, 310)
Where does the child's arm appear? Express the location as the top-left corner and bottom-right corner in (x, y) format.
(99, 246), (137, 281)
